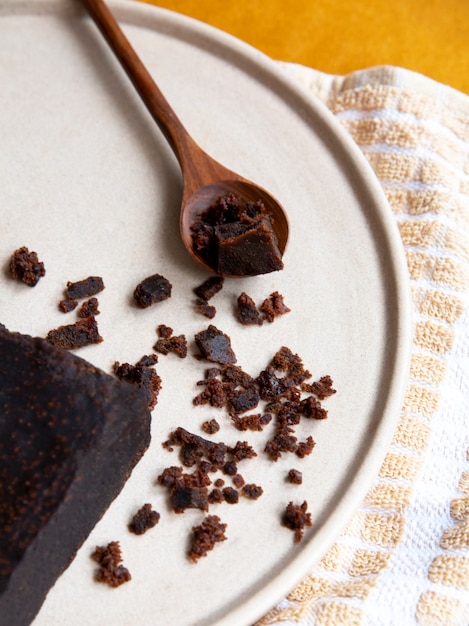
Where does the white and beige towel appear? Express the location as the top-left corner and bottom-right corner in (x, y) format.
(258, 64), (469, 626)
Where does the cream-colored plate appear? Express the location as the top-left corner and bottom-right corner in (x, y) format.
(0, 1), (412, 624)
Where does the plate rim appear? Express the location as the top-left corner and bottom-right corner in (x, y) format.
(0, 1), (413, 624)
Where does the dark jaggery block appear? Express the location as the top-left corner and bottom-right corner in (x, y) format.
(46, 316), (103, 350)
(9, 246), (45, 287)
(128, 504), (160, 535)
(214, 218), (283, 277)
(194, 325), (236, 364)
(0, 326), (151, 626)
(193, 276), (224, 301)
(91, 541), (131, 587)
(133, 274), (172, 308)
(189, 515), (227, 563)
(282, 501), (312, 543)
(65, 276), (104, 299)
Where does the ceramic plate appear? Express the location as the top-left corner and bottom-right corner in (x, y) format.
(0, 1), (412, 624)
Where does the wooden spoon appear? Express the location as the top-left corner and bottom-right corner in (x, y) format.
(81, 0), (289, 277)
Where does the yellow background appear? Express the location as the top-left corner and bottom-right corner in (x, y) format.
(141, 0), (469, 95)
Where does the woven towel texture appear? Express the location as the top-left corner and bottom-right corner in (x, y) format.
(257, 65), (469, 626)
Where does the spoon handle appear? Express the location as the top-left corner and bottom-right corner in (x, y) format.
(81, 0), (200, 170)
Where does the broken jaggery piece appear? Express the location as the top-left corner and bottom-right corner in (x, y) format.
(128, 504), (160, 535)
(46, 316), (103, 350)
(154, 325), (188, 358)
(193, 276), (224, 301)
(78, 297), (100, 318)
(113, 361), (162, 411)
(133, 273), (172, 308)
(58, 298), (78, 313)
(91, 541), (131, 587)
(189, 515), (227, 563)
(260, 291), (290, 323)
(190, 193), (283, 277)
(201, 419), (220, 434)
(9, 246), (45, 286)
(194, 325), (236, 364)
(195, 299), (216, 319)
(282, 501), (312, 543)
(65, 276), (104, 300)
(236, 292), (264, 326)
(241, 483), (263, 500)
(287, 469), (303, 485)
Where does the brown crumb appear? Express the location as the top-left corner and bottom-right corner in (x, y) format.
(78, 297), (100, 318)
(222, 487), (239, 504)
(65, 276), (104, 300)
(128, 504), (160, 535)
(201, 419), (220, 434)
(195, 299), (217, 319)
(91, 541), (131, 587)
(9, 246), (45, 286)
(154, 325), (188, 358)
(241, 483), (263, 500)
(194, 325), (236, 364)
(287, 469), (303, 485)
(260, 291), (290, 323)
(189, 515), (227, 563)
(113, 361), (162, 410)
(46, 316), (103, 350)
(58, 298), (78, 313)
(236, 292), (263, 325)
(231, 412), (271, 431)
(193, 276), (224, 301)
(282, 501), (312, 543)
(133, 273), (172, 308)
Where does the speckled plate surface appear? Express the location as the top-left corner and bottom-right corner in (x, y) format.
(0, 1), (412, 625)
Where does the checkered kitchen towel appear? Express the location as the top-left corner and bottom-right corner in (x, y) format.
(257, 65), (469, 626)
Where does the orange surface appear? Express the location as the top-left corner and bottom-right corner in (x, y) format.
(140, 0), (469, 95)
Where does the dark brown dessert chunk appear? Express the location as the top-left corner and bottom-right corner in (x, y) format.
(190, 193), (283, 276)
(128, 504), (161, 535)
(113, 361), (162, 411)
(189, 515), (227, 562)
(0, 326), (151, 625)
(193, 276), (224, 301)
(65, 276), (104, 300)
(194, 325), (236, 364)
(91, 541), (131, 587)
(133, 273), (172, 308)
(9, 246), (45, 286)
(282, 501), (312, 543)
(46, 316), (103, 350)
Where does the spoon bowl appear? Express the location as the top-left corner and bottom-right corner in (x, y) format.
(82, 0), (289, 277)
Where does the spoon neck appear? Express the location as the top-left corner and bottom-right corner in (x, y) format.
(82, 0), (197, 167)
